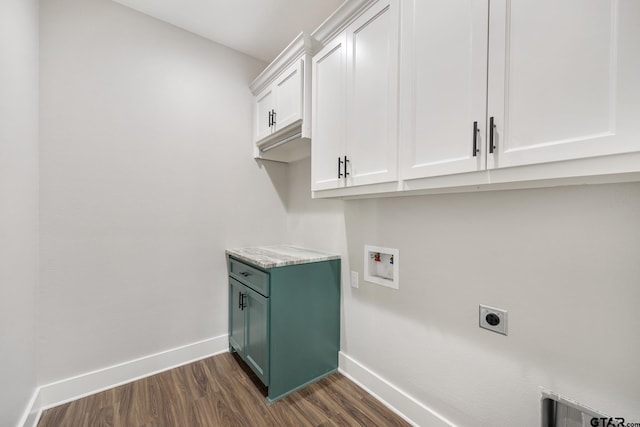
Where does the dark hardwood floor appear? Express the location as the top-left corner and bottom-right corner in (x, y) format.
(38, 352), (411, 426)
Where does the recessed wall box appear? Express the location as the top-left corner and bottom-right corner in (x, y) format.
(541, 390), (606, 427)
(364, 245), (399, 289)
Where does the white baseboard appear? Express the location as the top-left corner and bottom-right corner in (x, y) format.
(20, 341), (453, 427)
(338, 352), (456, 427)
(18, 334), (229, 427)
(15, 388), (41, 427)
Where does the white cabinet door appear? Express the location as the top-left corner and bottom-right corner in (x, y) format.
(487, 0), (640, 169)
(255, 88), (274, 142)
(273, 60), (303, 133)
(345, 0), (399, 187)
(312, 34), (347, 191)
(399, 0), (488, 180)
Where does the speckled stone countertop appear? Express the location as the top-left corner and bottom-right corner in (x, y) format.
(226, 245), (340, 269)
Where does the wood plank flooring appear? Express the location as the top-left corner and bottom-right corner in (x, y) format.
(38, 352), (411, 426)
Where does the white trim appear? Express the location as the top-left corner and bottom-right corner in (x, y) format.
(18, 334), (228, 427)
(338, 352), (456, 427)
(22, 408), (41, 427)
(249, 33), (319, 94)
(314, 151), (640, 200)
(20, 341), (455, 427)
(311, 0), (377, 45)
(15, 388), (41, 427)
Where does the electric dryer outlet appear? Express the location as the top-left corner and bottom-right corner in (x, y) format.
(479, 305), (508, 335)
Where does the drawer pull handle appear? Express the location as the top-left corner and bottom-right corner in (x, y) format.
(238, 291), (242, 309)
(239, 271), (251, 277)
(241, 293), (247, 310)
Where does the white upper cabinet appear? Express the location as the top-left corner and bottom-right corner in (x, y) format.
(312, 0), (400, 193)
(399, 0), (489, 180)
(271, 60), (303, 134)
(309, 0), (640, 197)
(487, 0), (640, 169)
(345, 0), (399, 187)
(399, 0), (640, 185)
(255, 87), (275, 142)
(253, 59), (304, 143)
(250, 33), (317, 163)
(312, 34), (347, 191)
(253, 59), (304, 145)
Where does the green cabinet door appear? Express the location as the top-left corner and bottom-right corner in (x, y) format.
(244, 286), (269, 386)
(228, 278), (245, 356)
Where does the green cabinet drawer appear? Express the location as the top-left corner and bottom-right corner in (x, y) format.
(228, 257), (269, 296)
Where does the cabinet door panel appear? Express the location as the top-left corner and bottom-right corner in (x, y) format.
(346, 0), (399, 186)
(400, 0), (488, 179)
(255, 88), (274, 142)
(488, 0), (640, 168)
(245, 287), (269, 385)
(312, 34), (347, 191)
(274, 60), (303, 132)
(228, 279), (245, 355)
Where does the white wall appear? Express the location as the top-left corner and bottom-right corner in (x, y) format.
(0, 0), (39, 425)
(38, 0), (289, 384)
(342, 183), (640, 425)
(286, 158), (346, 253)
(287, 158), (640, 425)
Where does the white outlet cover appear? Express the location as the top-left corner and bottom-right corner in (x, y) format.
(350, 271), (359, 288)
(479, 305), (508, 335)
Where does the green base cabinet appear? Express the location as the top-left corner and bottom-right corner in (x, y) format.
(227, 255), (341, 402)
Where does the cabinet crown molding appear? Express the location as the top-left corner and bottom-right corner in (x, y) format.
(311, 0), (378, 45)
(250, 32), (319, 95)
